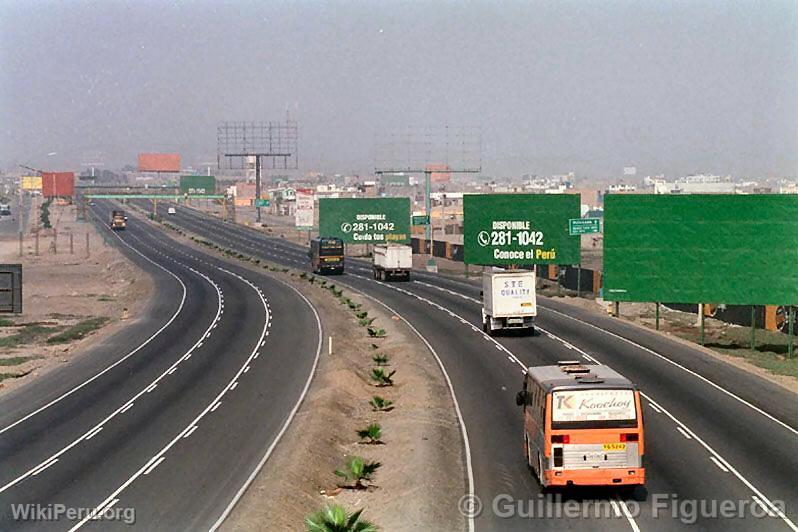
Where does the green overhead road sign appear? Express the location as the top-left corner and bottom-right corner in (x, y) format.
(412, 215), (430, 226)
(180, 175), (216, 195)
(255, 198), (270, 207)
(464, 194), (581, 265)
(319, 198), (410, 244)
(569, 218), (601, 235)
(604, 194), (798, 305)
(85, 194), (225, 200)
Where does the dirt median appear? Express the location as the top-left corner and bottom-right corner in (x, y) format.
(136, 208), (467, 530)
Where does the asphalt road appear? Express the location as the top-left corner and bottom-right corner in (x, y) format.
(154, 201), (798, 532)
(0, 193), (30, 238)
(0, 201), (321, 530)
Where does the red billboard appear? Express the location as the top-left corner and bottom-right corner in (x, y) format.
(42, 172), (75, 198)
(426, 163), (452, 184)
(138, 153), (181, 172)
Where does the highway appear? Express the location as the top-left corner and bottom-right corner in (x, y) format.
(152, 201), (798, 531)
(0, 201), (321, 530)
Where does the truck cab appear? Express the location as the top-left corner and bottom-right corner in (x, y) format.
(110, 210), (127, 230)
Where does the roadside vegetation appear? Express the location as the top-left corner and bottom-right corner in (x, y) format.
(150, 208), (422, 530)
(304, 505), (377, 532)
(46, 317), (109, 344)
(40, 198), (53, 228)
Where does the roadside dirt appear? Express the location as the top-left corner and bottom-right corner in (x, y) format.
(0, 200), (153, 396)
(137, 209), (468, 531)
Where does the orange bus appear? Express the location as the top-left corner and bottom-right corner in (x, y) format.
(516, 361), (645, 488)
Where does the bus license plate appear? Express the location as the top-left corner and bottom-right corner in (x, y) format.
(603, 443), (626, 451)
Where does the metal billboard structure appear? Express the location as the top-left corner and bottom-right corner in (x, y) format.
(374, 125), (481, 271)
(217, 120), (298, 222)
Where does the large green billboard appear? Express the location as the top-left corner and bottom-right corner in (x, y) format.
(180, 175), (216, 195)
(604, 194), (798, 305)
(319, 198), (410, 244)
(463, 194), (581, 265)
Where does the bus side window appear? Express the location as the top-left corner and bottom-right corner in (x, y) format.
(540, 392), (546, 424)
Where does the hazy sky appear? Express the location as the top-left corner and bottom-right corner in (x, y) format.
(1, 0), (796, 179)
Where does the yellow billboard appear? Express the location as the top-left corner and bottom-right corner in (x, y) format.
(21, 176), (42, 190)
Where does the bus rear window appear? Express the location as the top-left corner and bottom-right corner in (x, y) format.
(319, 241), (343, 256)
(551, 389), (637, 429)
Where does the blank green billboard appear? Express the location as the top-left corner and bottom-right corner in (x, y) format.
(180, 175), (216, 195)
(604, 194), (798, 305)
(463, 194), (581, 265)
(319, 198), (410, 244)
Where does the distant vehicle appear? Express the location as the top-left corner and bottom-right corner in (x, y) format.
(481, 269), (537, 335)
(88, 201), (96, 206)
(309, 236), (344, 274)
(110, 210), (127, 230)
(516, 361), (645, 490)
(0, 204), (11, 216)
(372, 244), (412, 281)
(167, 207), (176, 215)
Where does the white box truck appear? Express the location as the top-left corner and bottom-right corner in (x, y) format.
(372, 244), (412, 281)
(482, 269), (537, 335)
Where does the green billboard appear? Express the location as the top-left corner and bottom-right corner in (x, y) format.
(604, 195), (798, 305)
(319, 198), (410, 244)
(180, 175), (216, 195)
(463, 194), (581, 265)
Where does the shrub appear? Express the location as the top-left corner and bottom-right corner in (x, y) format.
(370, 368), (395, 387)
(356, 423), (383, 444)
(304, 505), (377, 532)
(334, 456), (381, 489)
(369, 396), (394, 412)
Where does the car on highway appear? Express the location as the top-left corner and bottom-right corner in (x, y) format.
(516, 361), (645, 491)
(167, 207), (176, 215)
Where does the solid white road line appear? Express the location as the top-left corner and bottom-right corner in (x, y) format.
(208, 279), (322, 532)
(68, 267), (271, 532)
(378, 276), (798, 532)
(0, 228), (190, 436)
(0, 255), (224, 495)
(142, 456), (165, 475)
(324, 277), (477, 532)
(710, 456), (730, 473)
(540, 305), (798, 437)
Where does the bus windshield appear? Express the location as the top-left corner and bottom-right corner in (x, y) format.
(318, 240), (343, 256)
(551, 388), (637, 429)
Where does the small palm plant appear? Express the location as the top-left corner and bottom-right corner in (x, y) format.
(355, 311), (368, 319)
(372, 353), (390, 366)
(304, 504), (378, 532)
(335, 456), (381, 489)
(369, 396), (394, 412)
(359, 317), (376, 327)
(367, 327), (387, 338)
(356, 423), (383, 444)
(370, 368), (395, 387)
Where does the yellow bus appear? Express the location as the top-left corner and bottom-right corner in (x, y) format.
(516, 361), (645, 489)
